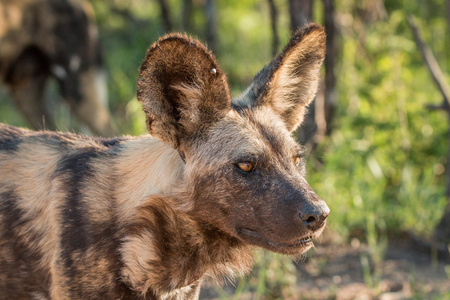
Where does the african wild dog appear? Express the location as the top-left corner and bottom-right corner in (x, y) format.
(0, 24), (329, 299)
(0, 0), (114, 136)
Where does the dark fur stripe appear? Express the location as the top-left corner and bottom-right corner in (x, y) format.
(0, 190), (50, 298)
(93, 136), (126, 148)
(0, 190), (28, 246)
(0, 124), (23, 152)
(55, 150), (100, 274)
(0, 136), (21, 152)
(54, 148), (127, 298)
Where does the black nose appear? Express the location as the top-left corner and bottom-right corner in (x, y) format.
(299, 203), (330, 231)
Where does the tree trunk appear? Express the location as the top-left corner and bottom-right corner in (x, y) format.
(288, 0), (315, 145)
(310, 0), (338, 146)
(267, 0), (280, 57)
(289, 0), (313, 31)
(182, 0), (193, 32)
(157, 0), (173, 32)
(322, 0), (337, 136)
(446, 0), (450, 30)
(359, 0), (387, 23)
(204, 0), (217, 53)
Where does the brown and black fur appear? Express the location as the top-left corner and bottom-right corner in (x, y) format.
(0, 24), (329, 299)
(0, 0), (114, 135)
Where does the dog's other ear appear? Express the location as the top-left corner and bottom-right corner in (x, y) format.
(233, 24), (325, 132)
(137, 34), (231, 149)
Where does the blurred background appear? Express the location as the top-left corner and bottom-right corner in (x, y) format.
(0, 0), (449, 298)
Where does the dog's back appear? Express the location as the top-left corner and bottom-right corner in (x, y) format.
(0, 124), (125, 298)
(0, 123), (186, 298)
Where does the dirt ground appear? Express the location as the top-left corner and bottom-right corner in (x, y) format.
(200, 232), (450, 300)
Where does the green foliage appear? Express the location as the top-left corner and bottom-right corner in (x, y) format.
(215, 251), (298, 300)
(308, 1), (448, 242)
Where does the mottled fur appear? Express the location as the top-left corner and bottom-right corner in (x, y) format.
(0, 24), (329, 299)
(0, 0), (113, 135)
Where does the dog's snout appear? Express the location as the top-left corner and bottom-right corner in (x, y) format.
(299, 202), (330, 231)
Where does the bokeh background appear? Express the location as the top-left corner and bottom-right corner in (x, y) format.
(0, 0), (449, 299)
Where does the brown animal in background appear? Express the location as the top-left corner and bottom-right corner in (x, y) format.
(0, 0), (114, 136)
(0, 24), (329, 299)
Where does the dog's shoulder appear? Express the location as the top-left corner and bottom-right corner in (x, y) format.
(0, 123), (132, 152)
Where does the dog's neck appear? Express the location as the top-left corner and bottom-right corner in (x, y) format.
(119, 195), (254, 298)
(112, 136), (185, 222)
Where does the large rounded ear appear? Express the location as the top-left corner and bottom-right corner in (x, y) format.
(233, 24), (326, 132)
(137, 34), (231, 149)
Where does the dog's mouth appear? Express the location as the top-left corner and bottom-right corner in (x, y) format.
(236, 227), (316, 255)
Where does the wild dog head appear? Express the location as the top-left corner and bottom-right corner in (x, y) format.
(137, 24), (329, 255)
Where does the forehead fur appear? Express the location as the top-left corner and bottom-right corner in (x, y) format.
(189, 107), (301, 165)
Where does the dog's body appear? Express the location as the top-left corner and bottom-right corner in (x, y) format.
(0, 0), (114, 135)
(0, 125), (243, 299)
(0, 25), (329, 299)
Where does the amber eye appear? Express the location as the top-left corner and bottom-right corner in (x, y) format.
(294, 156), (301, 166)
(237, 162), (254, 172)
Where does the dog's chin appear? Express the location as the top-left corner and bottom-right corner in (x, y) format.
(236, 227), (318, 255)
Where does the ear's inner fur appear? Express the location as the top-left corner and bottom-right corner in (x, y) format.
(137, 34), (232, 150)
(232, 24), (326, 132)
